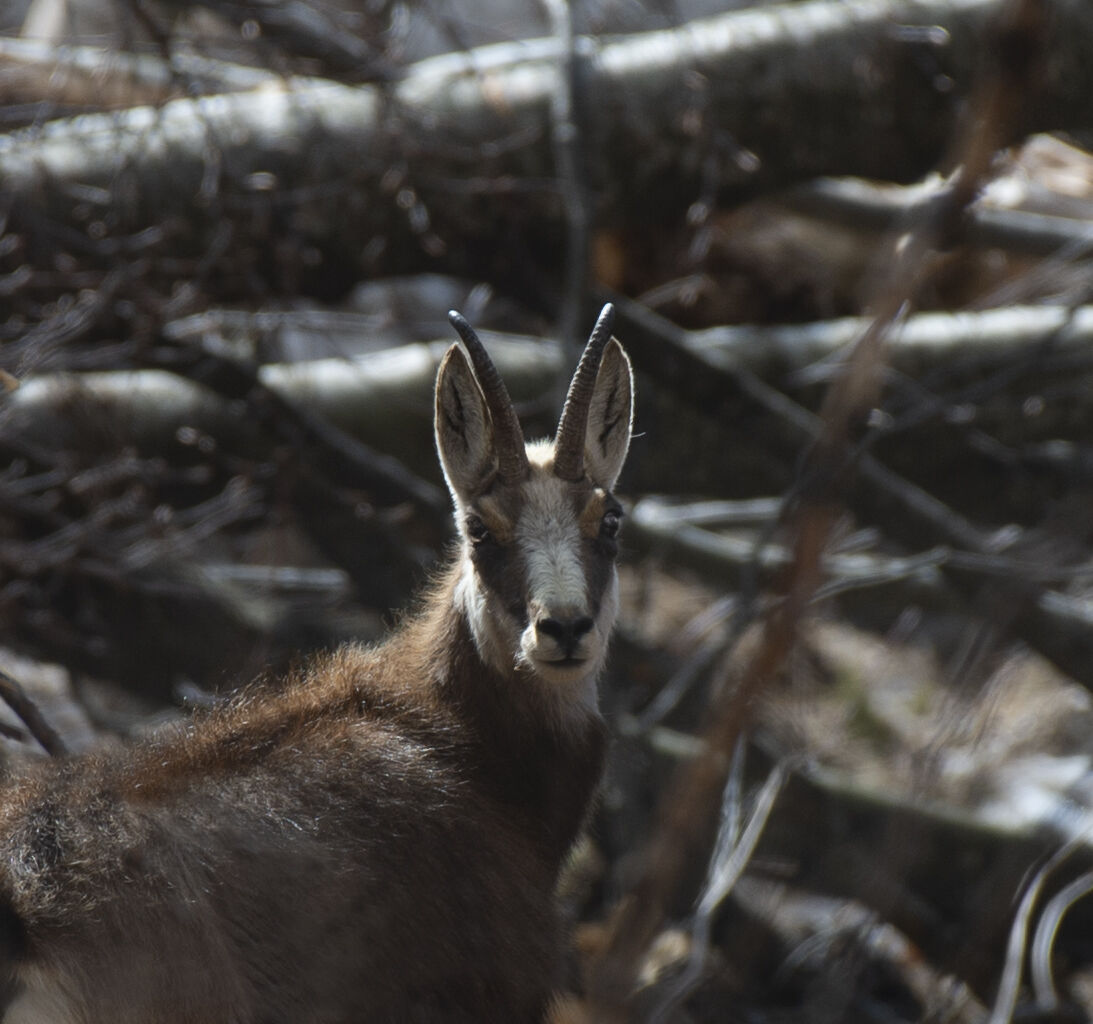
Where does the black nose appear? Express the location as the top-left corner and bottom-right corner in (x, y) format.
(537, 615), (594, 657)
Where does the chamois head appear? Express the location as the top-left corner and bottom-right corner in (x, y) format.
(436, 305), (633, 703)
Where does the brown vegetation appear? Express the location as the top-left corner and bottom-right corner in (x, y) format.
(4, 0), (1093, 1021)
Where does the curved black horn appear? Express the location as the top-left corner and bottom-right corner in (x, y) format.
(553, 304), (615, 481)
(447, 311), (530, 484)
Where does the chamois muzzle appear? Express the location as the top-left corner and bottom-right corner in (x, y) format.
(553, 303), (616, 482)
(536, 614), (595, 661)
(447, 310), (530, 484)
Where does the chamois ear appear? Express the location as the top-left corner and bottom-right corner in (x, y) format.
(583, 339), (633, 491)
(435, 344), (496, 504)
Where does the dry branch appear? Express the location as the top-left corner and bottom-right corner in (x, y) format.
(586, 142), (905, 1013)
(631, 724), (1093, 1006)
(612, 295), (1093, 693)
(155, 0), (394, 81)
(629, 496), (954, 614)
(632, 499), (1093, 636)
(0, 336), (559, 696)
(585, 11), (1071, 1009)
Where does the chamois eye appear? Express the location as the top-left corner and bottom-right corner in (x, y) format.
(601, 509), (622, 539)
(466, 516), (492, 546)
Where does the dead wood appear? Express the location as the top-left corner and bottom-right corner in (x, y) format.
(785, 176), (1093, 260)
(2, 335), (560, 475)
(758, 759), (1089, 1004)
(683, 304), (1093, 386)
(586, 123), (903, 1012)
(4, 0), (1093, 291)
(0, 666), (67, 756)
(0, 449), (284, 701)
(4, 2), (1093, 1020)
(629, 496), (955, 620)
(0, 336), (564, 697)
(0, 36), (283, 116)
(584, 10), (1073, 1011)
(618, 718), (1093, 1010)
(611, 295), (1093, 695)
(19, 302), (1093, 461)
(154, 0), (395, 82)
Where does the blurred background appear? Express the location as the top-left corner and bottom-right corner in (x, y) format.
(4, 0), (1093, 1020)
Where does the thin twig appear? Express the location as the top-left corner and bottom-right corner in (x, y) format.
(987, 837), (1081, 1024)
(0, 668), (68, 757)
(1030, 868), (1093, 1010)
(649, 752), (788, 1022)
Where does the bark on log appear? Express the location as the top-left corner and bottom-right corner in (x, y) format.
(0, 36), (283, 114)
(686, 305), (1093, 383)
(2, 335), (562, 478)
(11, 303), (1091, 456)
(785, 176), (1093, 259)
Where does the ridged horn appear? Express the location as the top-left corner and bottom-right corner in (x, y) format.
(447, 310), (530, 484)
(553, 303), (615, 482)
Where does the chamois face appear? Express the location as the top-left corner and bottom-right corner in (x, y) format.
(436, 309), (633, 706)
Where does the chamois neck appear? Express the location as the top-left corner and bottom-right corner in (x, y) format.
(430, 554), (605, 728)
(410, 560), (607, 864)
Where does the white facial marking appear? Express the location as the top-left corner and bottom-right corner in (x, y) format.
(518, 475), (586, 624)
(453, 555), (517, 678)
(452, 441), (619, 724)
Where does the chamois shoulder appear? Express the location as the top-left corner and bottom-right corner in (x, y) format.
(0, 631), (449, 827)
(128, 635), (453, 798)
(0, 638), (468, 923)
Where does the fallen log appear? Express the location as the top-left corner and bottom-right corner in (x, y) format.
(5, 0), (1093, 285)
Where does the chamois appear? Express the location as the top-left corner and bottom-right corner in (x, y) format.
(0, 305), (633, 1024)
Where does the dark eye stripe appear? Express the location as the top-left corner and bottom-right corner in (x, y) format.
(466, 516), (491, 544)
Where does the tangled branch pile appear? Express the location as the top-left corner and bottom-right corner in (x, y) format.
(4, 0), (1093, 1020)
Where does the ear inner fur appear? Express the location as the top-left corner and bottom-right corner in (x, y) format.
(582, 339), (633, 491)
(435, 345), (498, 503)
(447, 310), (529, 485)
